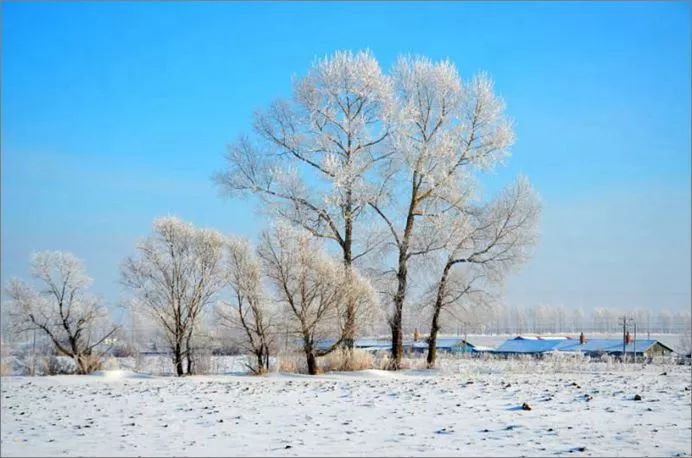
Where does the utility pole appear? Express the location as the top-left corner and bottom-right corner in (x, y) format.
(633, 322), (637, 364)
(618, 316), (638, 363)
(620, 315), (635, 363)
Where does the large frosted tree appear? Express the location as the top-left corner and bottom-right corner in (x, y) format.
(216, 50), (536, 369)
(370, 57), (514, 368)
(215, 50), (392, 349)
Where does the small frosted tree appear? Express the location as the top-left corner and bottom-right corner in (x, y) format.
(217, 237), (275, 375)
(121, 217), (226, 376)
(5, 251), (118, 374)
(424, 178), (540, 368)
(215, 50), (392, 349)
(258, 224), (378, 375)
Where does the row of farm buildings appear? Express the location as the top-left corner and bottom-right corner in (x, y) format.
(319, 334), (677, 360)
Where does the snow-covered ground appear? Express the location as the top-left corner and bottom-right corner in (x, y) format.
(1, 360), (690, 457)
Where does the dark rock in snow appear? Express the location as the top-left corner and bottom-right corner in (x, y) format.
(634, 394), (642, 401)
(521, 403), (532, 411)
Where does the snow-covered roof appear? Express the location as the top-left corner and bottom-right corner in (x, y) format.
(514, 335), (569, 340)
(495, 338), (575, 353)
(315, 337), (478, 351)
(559, 339), (673, 354)
(355, 339), (391, 349)
(495, 337), (675, 355)
(409, 338), (476, 349)
(313, 338), (393, 351)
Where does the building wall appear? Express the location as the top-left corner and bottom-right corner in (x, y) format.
(644, 343), (672, 358)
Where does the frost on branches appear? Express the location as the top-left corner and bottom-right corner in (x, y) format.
(370, 57), (518, 368)
(216, 237), (276, 375)
(5, 251), (118, 374)
(216, 50), (391, 350)
(258, 224), (379, 375)
(121, 217), (226, 376)
(424, 177), (540, 368)
(217, 50), (540, 370)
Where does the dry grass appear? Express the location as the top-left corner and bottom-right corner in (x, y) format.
(319, 348), (374, 372)
(101, 357), (121, 370)
(277, 352), (308, 374)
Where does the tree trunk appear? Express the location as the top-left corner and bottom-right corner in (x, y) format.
(262, 344), (270, 373)
(390, 317), (403, 369)
(306, 351), (318, 375)
(389, 175), (418, 370)
(342, 215), (355, 350)
(256, 349), (269, 375)
(343, 303), (355, 350)
(427, 309), (441, 369)
(427, 263), (451, 369)
(390, 249), (408, 369)
(75, 355), (88, 375)
(184, 328), (197, 376)
(174, 342), (184, 377)
(186, 352), (194, 375)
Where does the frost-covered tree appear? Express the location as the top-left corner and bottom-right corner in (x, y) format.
(5, 251), (118, 374)
(370, 56), (514, 368)
(657, 309), (672, 333)
(215, 50), (392, 349)
(259, 224), (378, 375)
(424, 179), (539, 367)
(591, 307), (615, 333)
(217, 237), (275, 375)
(121, 217), (226, 376)
(571, 307), (585, 333)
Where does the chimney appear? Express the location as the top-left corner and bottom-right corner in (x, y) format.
(625, 331), (632, 345)
(413, 328), (420, 342)
(579, 332), (586, 345)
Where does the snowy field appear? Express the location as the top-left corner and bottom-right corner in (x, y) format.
(1, 359), (690, 457)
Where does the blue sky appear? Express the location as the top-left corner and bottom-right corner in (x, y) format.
(2, 1), (690, 315)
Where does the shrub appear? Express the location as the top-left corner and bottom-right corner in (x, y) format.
(0, 358), (12, 376)
(110, 342), (137, 358)
(192, 350), (213, 375)
(41, 356), (77, 375)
